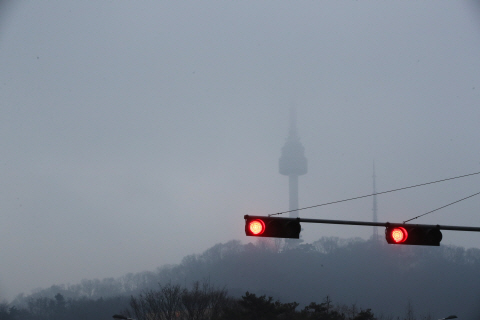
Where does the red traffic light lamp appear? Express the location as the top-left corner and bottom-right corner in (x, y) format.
(387, 227), (408, 244)
(248, 219), (266, 236)
(385, 225), (442, 246)
(244, 215), (301, 239)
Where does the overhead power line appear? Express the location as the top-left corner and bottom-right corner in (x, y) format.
(270, 171), (480, 217)
(403, 190), (480, 223)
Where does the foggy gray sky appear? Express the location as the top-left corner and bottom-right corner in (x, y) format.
(1, 1), (480, 301)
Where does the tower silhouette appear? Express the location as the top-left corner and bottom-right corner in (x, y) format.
(279, 108), (308, 219)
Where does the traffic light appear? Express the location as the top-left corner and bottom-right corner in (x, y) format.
(244, 215), (301, 239)
(385, 225), (442, 246)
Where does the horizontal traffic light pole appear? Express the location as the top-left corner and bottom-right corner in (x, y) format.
(244, 215), (480, 232)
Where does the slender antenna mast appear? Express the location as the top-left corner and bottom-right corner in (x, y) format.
(372, 162), (379, 241)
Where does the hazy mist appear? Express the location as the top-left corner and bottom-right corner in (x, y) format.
(1, 1), (480, 302)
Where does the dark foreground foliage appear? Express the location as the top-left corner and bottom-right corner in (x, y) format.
(221, 292), (375, 320)
(0, 284), (377, 320)
(0, 295), (129, 320)
(125, 281), (376, 320)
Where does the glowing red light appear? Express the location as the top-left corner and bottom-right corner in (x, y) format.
(249, 219), (265, 235)
(391, 227), (408, 243)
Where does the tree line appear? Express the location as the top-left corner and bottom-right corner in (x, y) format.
(0, 294), (129, 320)
(1, 281), (378, 320)
(4, 237), (480, 319)
(126, 281), (378, 320)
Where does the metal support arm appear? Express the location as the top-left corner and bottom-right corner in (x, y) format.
(244, 215), (480, 232)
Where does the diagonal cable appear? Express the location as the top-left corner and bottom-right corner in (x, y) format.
(403, 191), (480, 223)
(270, 171), (480, 217)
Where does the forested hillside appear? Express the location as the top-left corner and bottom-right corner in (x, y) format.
(3, 237), (480, 319)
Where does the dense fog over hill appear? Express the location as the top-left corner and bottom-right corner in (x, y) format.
(6, 238), (480, 319)
(1, 1), (480, 311)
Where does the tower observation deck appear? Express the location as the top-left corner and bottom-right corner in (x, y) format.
(279, 108), (308, 218)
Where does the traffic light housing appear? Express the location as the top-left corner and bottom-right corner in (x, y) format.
(244, 215), (301, 239)
(385, 225), (442, 246)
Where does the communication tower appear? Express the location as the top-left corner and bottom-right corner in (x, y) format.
(279, 108), (308, 218)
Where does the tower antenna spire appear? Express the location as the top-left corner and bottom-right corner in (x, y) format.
(289, 107), (298, 139)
